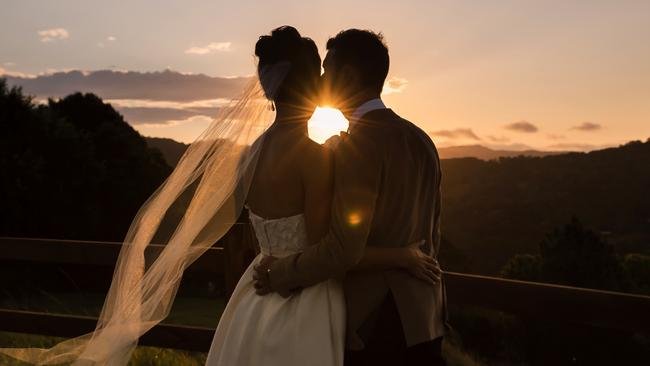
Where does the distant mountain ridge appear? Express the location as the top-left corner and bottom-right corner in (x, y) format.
(144, 137), (570, 166)
(437, 144), (568, 160)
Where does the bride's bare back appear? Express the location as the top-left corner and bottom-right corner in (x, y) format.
(246, 122), (333, 244)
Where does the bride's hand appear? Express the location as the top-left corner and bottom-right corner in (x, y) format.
(324, 135), (342, 150)
(401, 240), (442, 285)
(323, 132), (348, 150)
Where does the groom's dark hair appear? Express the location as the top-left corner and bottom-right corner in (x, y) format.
(326, 29), (389, 95)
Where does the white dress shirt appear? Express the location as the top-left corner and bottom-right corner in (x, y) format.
(349, 98), (387, 131)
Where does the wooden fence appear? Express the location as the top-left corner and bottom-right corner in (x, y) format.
(1, 237), (649, 352)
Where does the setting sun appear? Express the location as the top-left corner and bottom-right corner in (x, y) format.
(307, 107), (349, 144)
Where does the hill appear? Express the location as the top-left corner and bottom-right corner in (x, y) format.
(140, 135), (650, 276)
(437, 144), (567, 160)
(141, 140), (568, 165)
(142, 135), (650, 276)
(440, 140), (650, 274)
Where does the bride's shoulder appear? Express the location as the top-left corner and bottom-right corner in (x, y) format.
(301, 137), (331, 159)
(297, 137), (332, 172)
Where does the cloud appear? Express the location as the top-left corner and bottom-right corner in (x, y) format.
(5, 68), (252, 129)
(120, 108), (208, 125)
(107, 98), (229, 110)
(485, 143), (537, 151)
(487, 135), (510, 143)
(547, 142), (614, 151)
(1, 67), (81, 79)
(547, 133), (565, 140)
(185, 42), (232, 55)
(98, 36), (117, 48)
(382, 77), (408, 95)
(505, 120), (539, 133)
(430, 128), (482, 140)
(571, 121), (602, 131)
(0, 67), (34, 78)
(108, 98), (228, 125)
(135, 115), (217, 143)
(3, 62), (16, 67)
(4, 69), (250, 101)
(138, 114), (213, 128)
(38, 28), (69, 42)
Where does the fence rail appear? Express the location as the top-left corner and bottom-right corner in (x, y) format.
(1, 237), (649, 352)
(0, 237), (223, 273)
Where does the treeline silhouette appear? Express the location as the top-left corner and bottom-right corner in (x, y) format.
(0, 79), (171, 241)
(2, 78), (649, 294)
(500, 217), (650, 294)
(439, 142), (650, 279)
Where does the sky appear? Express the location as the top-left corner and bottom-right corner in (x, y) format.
(1, 0), (649, 150)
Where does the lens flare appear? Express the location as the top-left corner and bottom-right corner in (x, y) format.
(308, 107), (349, 144)
(347, 212), (362, 226)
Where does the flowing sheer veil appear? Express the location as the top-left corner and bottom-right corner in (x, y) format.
(0, 62), (291, 365)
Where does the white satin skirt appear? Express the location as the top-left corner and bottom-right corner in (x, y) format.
(205, 254), (346, 366)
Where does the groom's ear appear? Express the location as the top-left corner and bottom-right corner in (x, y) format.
(339, 64), (360, 87)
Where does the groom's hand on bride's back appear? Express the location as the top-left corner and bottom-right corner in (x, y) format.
(402, 241), (442, 285)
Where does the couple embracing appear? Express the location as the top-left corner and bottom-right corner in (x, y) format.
(205, 26), (447, 366)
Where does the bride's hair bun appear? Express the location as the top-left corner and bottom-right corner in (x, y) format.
(255, 26), (304, 65)
(255, 26), (321, 102)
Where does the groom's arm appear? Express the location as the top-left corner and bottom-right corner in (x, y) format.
(267, 132), (382, 291)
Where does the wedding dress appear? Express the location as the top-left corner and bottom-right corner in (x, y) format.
(0, 60), (327, 364)
(205, 209), (345, 366)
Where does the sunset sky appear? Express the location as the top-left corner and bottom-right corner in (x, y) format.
(2, 0), (649, 150)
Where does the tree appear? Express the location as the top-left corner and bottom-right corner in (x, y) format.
(500, 254), (541, 281)
(539, 217), (626, 291)
(622, 253), (650, 295)
(501, 217), (628, 291)
(0, 79), (171, 241)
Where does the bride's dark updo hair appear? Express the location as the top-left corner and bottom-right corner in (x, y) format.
(255, 26), (321, 106)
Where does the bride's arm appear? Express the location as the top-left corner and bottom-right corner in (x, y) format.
(352, 243), (441, 285)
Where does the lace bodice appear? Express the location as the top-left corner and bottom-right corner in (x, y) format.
(248, 210), (308, 257)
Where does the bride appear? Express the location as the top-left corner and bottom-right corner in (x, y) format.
(204, 26), (438, 366)
(0, 26), (438, 366)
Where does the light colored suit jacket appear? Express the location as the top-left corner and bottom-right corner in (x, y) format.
(268, 108), (446, 349)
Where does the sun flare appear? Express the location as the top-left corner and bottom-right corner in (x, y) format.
(308, 107), (349, 144)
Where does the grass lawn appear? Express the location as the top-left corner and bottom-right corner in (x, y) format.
(0, 331), (207, 366)
(1, 331), (481, 366)
(1, 291), (482, 365)
(1, 291), (225, 327)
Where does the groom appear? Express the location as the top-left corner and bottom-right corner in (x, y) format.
(254, 29), (447, 366)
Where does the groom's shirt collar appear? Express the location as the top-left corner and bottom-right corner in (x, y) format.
(349, 98), (386, 131)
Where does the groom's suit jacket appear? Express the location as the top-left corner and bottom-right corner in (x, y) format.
(268, 108), (446, 349)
